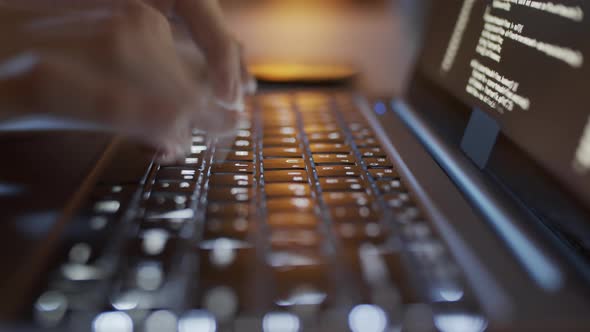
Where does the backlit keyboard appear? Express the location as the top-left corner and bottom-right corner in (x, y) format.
(31, 91), (482, 331)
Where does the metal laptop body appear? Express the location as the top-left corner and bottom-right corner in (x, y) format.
(1, 1), (590, 331)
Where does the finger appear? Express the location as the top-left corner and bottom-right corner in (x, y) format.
(189, 94), (241, 136)
(0, 53), (191, 153)
(173, 0), (244, 110)
(174, 39), (247, 139)
(238, 43), (257, 95)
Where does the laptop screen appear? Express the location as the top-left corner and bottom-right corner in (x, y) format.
(418, 0), (590, 207)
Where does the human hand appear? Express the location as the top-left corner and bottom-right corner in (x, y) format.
(0, 0), (245, 161)
(146, 0), (257, 111)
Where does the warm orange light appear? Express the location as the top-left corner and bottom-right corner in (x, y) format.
(249, 62), (357, 82)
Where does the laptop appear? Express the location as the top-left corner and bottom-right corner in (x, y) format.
(1, 0), (589, 331)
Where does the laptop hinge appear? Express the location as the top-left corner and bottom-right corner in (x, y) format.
(460, 108), (500, 169)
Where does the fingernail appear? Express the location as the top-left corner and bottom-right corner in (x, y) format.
(157, 144), (185, 165)
(157, 151), (174, 164)
(215, 98), (245, 112)
(245, 77), (258, 95)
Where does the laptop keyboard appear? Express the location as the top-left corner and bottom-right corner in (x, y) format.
(31, 91), (483, 331)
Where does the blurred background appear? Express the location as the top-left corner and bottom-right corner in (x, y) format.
(219, 0), (428, 96)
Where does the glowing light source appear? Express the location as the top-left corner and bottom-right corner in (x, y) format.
(434, 313), (488, 332)
(348, 304), (388, 332)
(263, 312), (300, 332)
(92, 311), (133, 332)
(145, 310), (177, 332)
(374, 101), (387, 115)
(179, 310), (216, 332)
(34, 290), (68, 327)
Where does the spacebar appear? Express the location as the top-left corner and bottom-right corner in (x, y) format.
(97, 139), (155, 185)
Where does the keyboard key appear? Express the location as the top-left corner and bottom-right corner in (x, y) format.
(262, 108), (294, 115)
(375, 178), (405, 194)
(262, 106), (294, 114)
(208, 203), (250, 218)
(267, 249), (324, 269)
(88, 184), (137, 201)
(140, 217), (186, 233)
(214, 150), (254, 162)
(319, 177), (366, 192)
(260, 93), (291, 105)
(336, 222), (389, 246)
(348, 122), (370, 131)
(204, 217), (251, 240)
(307, 131), (344, 143)
(359, 147), (387, 158)
(322, 192), (372, 206)
(263, 147), (303, 158)
(151, 181), (196, 196)
(401, 222), (432, 242)
(263, 116), (297, 126)
(352, 129), (376, 139)
(235, 118), (253, 130)
(211, 162), (254, 174)
(217, 137), (254, 151)
(299, 105), (330, 112)
(316, 165), (361, 177)
(270, 229), (322, 249)
(145, 208), (195, 221)
(263, 127), (297, 137)
(263, 137), (300, 147)
(144, 194), (192, 212)
(304, 124), (340, 133)
(112, 266), (172, 308)
(330, 206), (381, 223)
(209, 174), (254, 187)
(231, 138), (254, 150)
(196, 247), (256, 311)
(267, 198), (315, 213)
(157, 168), (199, 181)
(190, 145), (208, 154)
(192, 135), (206, 144)
(368, 168), (399, 179)
(363, 157), (393, 168)
(383, 192), (412, 210)
(127, 229), (178, 263)
(208, 187), (254, 202)
(163, 156), (202, 167)
(263, 122), (298, 130)
(264, 170), (308, 183)
(265, 183), (311, 197)
(261, 112), (294, 121)
(355, 137), (380, 148)
(267, 212), (320, 229)
(235, 129), (253, 138)
(296, 92), (331, 105)
(263, 158), (306, 170)
(309, 143), (351, 154)
(407, 240), (447, 266)
(302, 116), (337, 126)
(271, 260), (332, 306)
(313, 153), (356, 165)
(58, 215), (116, 266)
